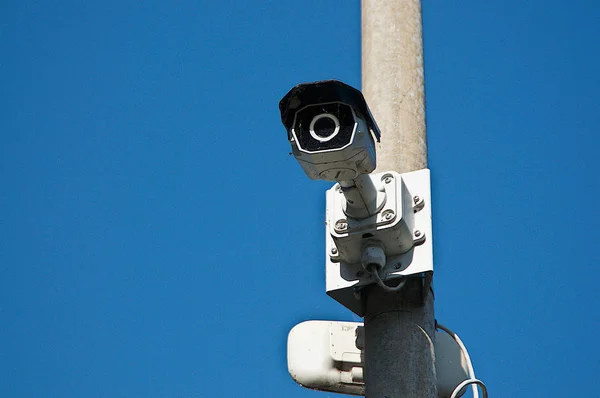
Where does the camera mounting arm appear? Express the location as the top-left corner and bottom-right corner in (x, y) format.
(338, 175), (386, 220)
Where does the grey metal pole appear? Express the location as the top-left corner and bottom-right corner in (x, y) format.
(362, 1), (437, 397)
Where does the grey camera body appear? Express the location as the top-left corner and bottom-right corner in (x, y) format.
(279, 80), (381, 181)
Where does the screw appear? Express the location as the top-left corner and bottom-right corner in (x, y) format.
(335, 219), (348, 231)
(382, 210), (395, 221)
(356, 271), (364, 278)
(414, 230), (422, 238)
(413, 195), (420, 204)
(331, 247), (338, 255)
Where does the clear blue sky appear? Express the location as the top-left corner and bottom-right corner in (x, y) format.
(1, 1), (599, 397)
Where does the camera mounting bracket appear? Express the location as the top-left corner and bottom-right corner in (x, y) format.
(325, 168), (433, 316)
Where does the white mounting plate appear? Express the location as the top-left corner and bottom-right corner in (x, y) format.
(287, 320), (469, 398)
(325, 168), (433, 316)
(328, 171), (415, 263)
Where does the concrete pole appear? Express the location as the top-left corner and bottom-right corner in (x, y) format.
(362, 1), (437, 397)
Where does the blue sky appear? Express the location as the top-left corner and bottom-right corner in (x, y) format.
(1, 1), (599, 397)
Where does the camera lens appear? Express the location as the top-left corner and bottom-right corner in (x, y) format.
(293, 103), (356, 152)
(309, 113), (340, 142)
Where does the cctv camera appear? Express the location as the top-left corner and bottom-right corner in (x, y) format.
(279, 80), (381, 181)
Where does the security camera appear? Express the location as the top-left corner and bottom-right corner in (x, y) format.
(279, 80), (381, 181)
(279, 81), (433, 313)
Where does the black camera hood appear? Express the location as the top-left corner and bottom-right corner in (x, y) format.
(279, 80), (381, 142)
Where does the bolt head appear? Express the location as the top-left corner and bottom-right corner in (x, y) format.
(413, 196), (420, 204)
(414, 230), (422, 237)
(334, 219), (348, 231)
(331, 247), (338, 255)
(382, 210), (395, 221)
